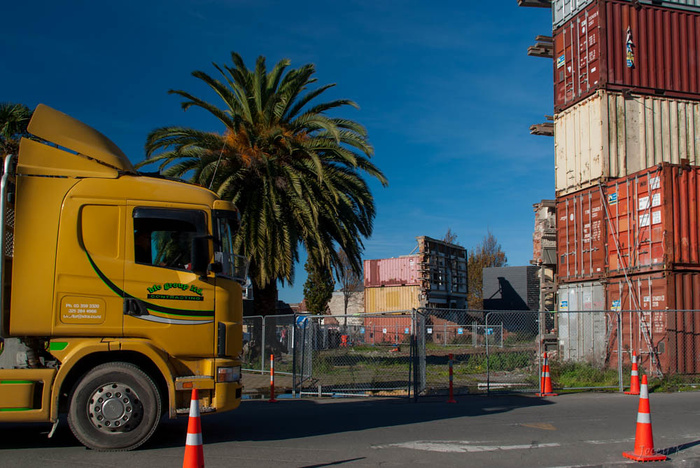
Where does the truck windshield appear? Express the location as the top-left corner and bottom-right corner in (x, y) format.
(213, 211), (248, 283)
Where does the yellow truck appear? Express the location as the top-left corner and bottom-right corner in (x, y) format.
(0, 104), (246, 450)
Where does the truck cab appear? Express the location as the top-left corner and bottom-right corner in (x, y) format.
(0, 104), (246, 450)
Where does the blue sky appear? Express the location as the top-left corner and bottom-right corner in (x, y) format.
(2, 1), (554, 303)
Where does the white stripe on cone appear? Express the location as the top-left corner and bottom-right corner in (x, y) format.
(187, 432), (203, 446)
(190, 398), (200, 417)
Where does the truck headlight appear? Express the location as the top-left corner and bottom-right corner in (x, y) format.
(217, 366), (241, 383)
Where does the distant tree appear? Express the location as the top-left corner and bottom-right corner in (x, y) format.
(303, 260), (334, 315)
(336, 248), (362, 325)
(443, 228), (460, 245)
(0, 103), (32, 157)
(467, 230), (507, 310)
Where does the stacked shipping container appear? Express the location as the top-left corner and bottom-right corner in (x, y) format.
(550, 0), (700, 375)
(362, 238), (467, 344)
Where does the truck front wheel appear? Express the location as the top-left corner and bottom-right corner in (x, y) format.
(67, 362), (162, 451)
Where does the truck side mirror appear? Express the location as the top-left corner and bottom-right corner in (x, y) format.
(191, 236), (212, 277)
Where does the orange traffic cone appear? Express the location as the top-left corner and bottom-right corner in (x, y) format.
(625, 351), (640, 395)
(537, 352), (557, 397)
(622, 375), (667, 462)
(183, 388), (205, 468)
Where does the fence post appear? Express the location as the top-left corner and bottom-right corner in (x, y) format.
(486, 312), (491, 396)
(261, 316), (266, 373)
(618, 311), (623, 393)
(291, 316), (297, 398)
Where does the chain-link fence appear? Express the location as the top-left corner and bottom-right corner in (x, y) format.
(416, 309), (540, 396)
(242, 309), (700, 399)
(293, 312), (416, 397)
(242, 315), (294, 374)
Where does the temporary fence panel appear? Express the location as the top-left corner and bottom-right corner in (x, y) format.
(607, 164), (700, 275)
(484, 311), (540, 393)
(555, 91), (700, 196)
(554, 1), (700, 111)
(294, 312), (416, 397)
(557, 187), (607, 283)
(607, 272), (700, 375)
(241, 315), (294, 373)
(416, 308), (540, 396)
(557, 282), (608, 365)
(242, 316), (264, 371)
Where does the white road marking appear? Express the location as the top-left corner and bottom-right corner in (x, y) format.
(373, 440), (560, 453)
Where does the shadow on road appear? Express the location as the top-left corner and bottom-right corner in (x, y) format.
(0, 394), (553, 451)
(658, 439), (700, 456)
(151, 394), (554, 449)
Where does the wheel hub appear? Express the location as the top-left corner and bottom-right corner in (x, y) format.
(88, 383), (143, 433)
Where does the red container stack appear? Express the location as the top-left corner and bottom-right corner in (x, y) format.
(546, 0), (700, 375)
(554, 0), (700, 111)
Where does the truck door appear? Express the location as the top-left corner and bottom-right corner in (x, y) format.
(122, 206), (216, 356)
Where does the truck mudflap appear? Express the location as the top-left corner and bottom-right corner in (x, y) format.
(0, 368), (57, 422)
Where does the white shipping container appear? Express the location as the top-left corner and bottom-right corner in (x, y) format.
(552, 0), (593, 30)
(552, 0), (700, 30)
(556, 281), (607, 365)
(555, 90), (700, 196)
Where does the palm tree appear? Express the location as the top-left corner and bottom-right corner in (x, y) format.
(139, 52), (387, 316)
(0, 103), (33, 157)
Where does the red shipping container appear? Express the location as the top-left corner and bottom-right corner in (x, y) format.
(363, 256), (420, 288)
(607, 163), (700, 275)
(554, 1), (700, 112)
(362, 315), (413, 345)
(556, 186), (607, 283)
(607, 271), (700, 375)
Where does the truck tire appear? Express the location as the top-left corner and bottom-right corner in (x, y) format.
(67, 362), (162, 451)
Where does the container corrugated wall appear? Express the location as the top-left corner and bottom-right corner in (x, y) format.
(554, 1), (700, 111)
(362, 315), (413, 345)
(553, 0), (700, 30)
(606, 271), (700, 374)
(557, 186), (607, 282)
(557, 281), (607, 364)
(364, 286), (420, 313)
(363, 256), (420, 288)
(607, 164), (700, 274)
(555, 90), (700, 196)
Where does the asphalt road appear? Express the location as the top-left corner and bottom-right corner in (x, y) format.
(0, 391), (699, 468)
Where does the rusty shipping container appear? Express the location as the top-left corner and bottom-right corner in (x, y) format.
(557, 186), (607, 283)
(364, 285), (420, 313)
(555, 90), (700, 195)
(607, 271), (700, 374)
(554, 1), (700, 111)
(553, 0), (700, 30)
(607, 163), (700, 275)
(362, 315), (413, 345)
(363, 256), (420, 288)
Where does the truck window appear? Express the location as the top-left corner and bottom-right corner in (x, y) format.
(133, 208), (206, 270)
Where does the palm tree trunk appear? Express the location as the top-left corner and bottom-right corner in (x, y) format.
(253, 281), (278, 316)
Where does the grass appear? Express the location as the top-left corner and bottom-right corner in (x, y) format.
(550, 361), (621, 389)
(647, 374), (700, 393)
